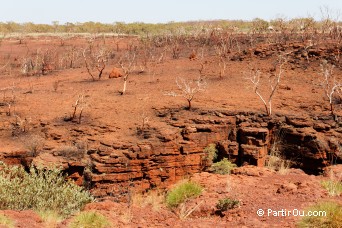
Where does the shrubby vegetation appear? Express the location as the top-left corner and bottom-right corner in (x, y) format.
(166, 180), (203, 208)
(0, 162), (94, 217)
(210, 158), (237, 175)
(298, 201), (342, 228)
(0, 18), (340, 36)
(203, 144), (237, 174)
(0, 213), (15, 228)
(321, 180), (342, 197)
(69, 211), (111, 228)
(216, 197), (240, 212)
(203, 143), (218, 164)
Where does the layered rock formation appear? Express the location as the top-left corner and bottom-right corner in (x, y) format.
(1, 109), (341, 201)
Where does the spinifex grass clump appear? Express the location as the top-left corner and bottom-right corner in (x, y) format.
(166, 180), (203, 208)
(69, 211), (111, 228)
(321, 180), (342, 196)
(0, 162), (94, 217)
(298, 201), (342, 228)
(0, 213), (15, 228)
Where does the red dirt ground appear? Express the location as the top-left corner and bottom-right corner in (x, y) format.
(0, 35), (341, 227)
(1, 167), (341, 227)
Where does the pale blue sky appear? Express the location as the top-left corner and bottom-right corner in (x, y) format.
(0, 0), (341, 24)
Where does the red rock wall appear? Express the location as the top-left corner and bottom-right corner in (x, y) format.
(85, 110), (341, 200)
(1, 109), (341, 201)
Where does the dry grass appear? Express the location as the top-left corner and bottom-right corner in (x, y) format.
(68, 211), (111, 228)
(119, 207), (133, 224)
(20, 134), (45, 157)
(298, 201), (342, 228)
(321, 169), (342, 197)
(131, 190), (164, 211)
(178, 200), (204, 220)
(266, 133), (291, 175)
(266, 152), (291, 174)
(37, 210), (63, 228)
(0, 213), (15, 228)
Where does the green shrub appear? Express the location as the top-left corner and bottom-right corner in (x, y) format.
(166, 180), (203, 208)
(321, 180), (342, 196)
(298, 201), (342, 228)
(210, 158), (237, 175)
(216, 198), (240, 212)
(69, 211), (111, 228)
(0, 162), (94, 217)
(203, 144), (218, 163)
(0, 213), (15, 228)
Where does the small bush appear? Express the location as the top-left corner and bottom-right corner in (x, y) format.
(210, 158), (237, 175)
(166, 180), (203, 208)
(298, 201), (342, 228)
(0, 162), (94, 217)
(69, 211), (111, 228)
(37, 210), (63, 227)
(21, 134), (45, 157)
(266, 151), (291, 175)
(0, 213), (15, 228)
(203, 143), (218, 163)
(321, 180), (342, 196)
(55, 143), (86, 159)
(216, 198), (240, 212)
(132, 190), (164, 211)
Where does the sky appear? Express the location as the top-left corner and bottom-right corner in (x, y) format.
(0, 0), (341, 24)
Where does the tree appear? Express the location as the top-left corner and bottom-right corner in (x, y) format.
(52, 21), (59, 33)
(164, 76), (207, 110)
(214, 39), (229, 79)
(246, 57), (286, 116)
(119, 51), (136, 95)
(82, 43), (109, 81)
(320, 60), (342, 116)
(252, 18), (269, 34)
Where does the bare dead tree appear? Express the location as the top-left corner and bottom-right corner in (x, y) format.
(139, 37), (155, 74)
(320, 6), (338, 35)
(214, 40), (229, 79)
(169, 33), (183, 59)
(246, 57), (286, 116)
(194, 43), (212, 77)
(11, 115), (32, 136)
(171, 41), (181, 59)
(82, 46), (108, 81)
(113, 35), (124, 51)
(147, 53), (159, 82)
(137, 111), (150, 136)
(320, 60), (342, 116)
(119, 51), (136, 95)
(1, 82), (16, 116)
(19, 48), (57, 76)
(70, 94), (87, 124)
(63, 45), (81, 69)
(164, 76), (207, 110)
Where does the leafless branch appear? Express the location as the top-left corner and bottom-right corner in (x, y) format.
(164, 76), (207, 109)
(246, 57), (286, 115)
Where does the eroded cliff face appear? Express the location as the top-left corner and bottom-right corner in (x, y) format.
(1, 108), (341, 201)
